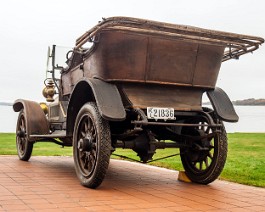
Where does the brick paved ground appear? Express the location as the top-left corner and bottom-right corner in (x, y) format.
(0, 156), (264, 211)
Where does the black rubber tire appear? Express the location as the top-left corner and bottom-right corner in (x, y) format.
(180, 111), (227, 184)
(16, 111), (33, 161)
(73, 102), (111, 188)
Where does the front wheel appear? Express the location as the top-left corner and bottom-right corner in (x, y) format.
(180, 114), (227, 184)
(16, 111), (33, 161)
(73, 102), (111, 188)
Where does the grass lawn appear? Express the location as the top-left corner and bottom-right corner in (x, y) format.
(0, 133), (73, 156)
(0, 133), (264, 187)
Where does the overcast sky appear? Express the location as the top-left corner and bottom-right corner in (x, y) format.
(0, 0), (264, 103)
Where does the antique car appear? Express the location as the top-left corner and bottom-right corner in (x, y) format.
(13, 17), (264, 188)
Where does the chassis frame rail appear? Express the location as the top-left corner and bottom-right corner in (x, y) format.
(131, 120), (222, 128)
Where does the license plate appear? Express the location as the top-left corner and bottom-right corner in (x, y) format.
(147, 107), (175, 120)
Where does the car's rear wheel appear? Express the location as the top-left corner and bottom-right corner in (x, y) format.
(180, 110), (227, 184)
(73, 102), (111, 188)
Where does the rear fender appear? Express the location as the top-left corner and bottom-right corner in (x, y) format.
(66, 79), (126, 135)
(88, 79), (126, 121)
(207, 87), (239, 122)
(13, 99), (49, 141)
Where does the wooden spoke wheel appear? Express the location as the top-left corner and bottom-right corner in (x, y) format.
(180, 111), (227, 184)
(73, 102), (111, 188)
(16, 111), (33, 161)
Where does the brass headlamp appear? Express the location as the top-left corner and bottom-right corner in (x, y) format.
(42, 79), (55, 102)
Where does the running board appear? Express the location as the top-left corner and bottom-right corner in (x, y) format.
(30, 130), (67, 139)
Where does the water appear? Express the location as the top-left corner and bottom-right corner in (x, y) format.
(0, 105), (18, 133)
(224, 106), (265, 133)
(0, 105), (264, 133)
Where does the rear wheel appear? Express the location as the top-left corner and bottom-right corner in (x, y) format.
(73, 102), (111, 188)
(180, 111), (227, 184)
(16, 111), (33, 161)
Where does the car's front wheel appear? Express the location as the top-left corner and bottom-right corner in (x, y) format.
(16, 111), (33, 161)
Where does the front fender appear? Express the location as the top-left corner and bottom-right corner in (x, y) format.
(13, 99), (49, 140)
(207, 87), (239, 122)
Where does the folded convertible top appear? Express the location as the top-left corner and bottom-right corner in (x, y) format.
(75, 16), (264, 62)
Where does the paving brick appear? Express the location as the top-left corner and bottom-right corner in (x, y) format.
(1, 203), (31, 211)
(0, 156), (264, 211)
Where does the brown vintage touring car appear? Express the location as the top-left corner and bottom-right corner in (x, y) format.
(13, 17), (264, 188)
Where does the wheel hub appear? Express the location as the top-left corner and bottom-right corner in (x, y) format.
(78, 137), (93, 152)
(17, 130), (26, 138)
